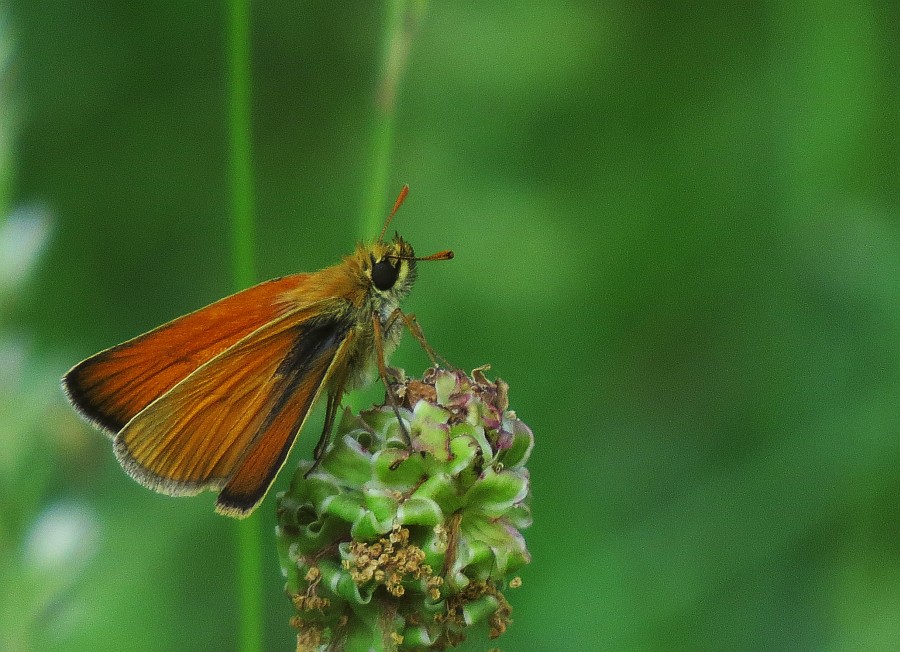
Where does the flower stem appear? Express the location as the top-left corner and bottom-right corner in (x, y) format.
(226, 0), (262, 650)
(228, 0), (255, 289)
(359, 0), (428, 238)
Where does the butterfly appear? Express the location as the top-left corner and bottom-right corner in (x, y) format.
(63, 186), (452, 517)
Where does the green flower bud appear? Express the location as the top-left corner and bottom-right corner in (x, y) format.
(276, 366), (533, 651)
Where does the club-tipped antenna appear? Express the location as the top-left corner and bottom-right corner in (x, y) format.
(389, 249), (455, 263)
(416, 250), (454, 262)
(379, 184), (410, 243)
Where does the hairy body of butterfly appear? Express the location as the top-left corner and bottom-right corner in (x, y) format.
(63, 233), (448, 518)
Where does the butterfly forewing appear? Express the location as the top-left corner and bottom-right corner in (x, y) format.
(63, 274), (309, 434)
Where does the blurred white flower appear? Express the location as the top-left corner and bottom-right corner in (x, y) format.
(0, 204), (52, 293)
(0, 335), (25, 386)
(22, 501), (99, 573)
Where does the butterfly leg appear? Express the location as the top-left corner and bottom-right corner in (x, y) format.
(304, 387), (343, 477)
(384, 308), (455, 370)
(372, 310), (412, 445)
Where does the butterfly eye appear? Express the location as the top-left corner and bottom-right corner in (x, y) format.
(371, 257), (399, 291)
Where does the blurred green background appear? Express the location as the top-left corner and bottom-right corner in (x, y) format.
(3, 1), (900, 650)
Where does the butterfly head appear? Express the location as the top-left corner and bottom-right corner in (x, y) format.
(357, 185), (453, 310)
(364, 234), (418, 300)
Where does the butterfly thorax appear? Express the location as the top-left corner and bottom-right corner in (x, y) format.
(315, 236), (418, 392)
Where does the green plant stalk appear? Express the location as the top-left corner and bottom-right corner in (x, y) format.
(0, 21), (13, 220)
(347, 0), (426, 430)
(226, 0), (262, 651)
(228, 0), (256, 290)
(359, 0), (428, 237)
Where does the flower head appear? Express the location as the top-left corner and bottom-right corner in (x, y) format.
(276, 366), (533, 650)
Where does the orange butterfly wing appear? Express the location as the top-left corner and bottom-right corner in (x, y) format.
(111, 307), (353, 517)
(63, 274), (309, 434)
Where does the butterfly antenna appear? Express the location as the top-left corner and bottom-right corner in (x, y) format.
(390, 249), (455, 263)
(379, 184), (410, 243)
